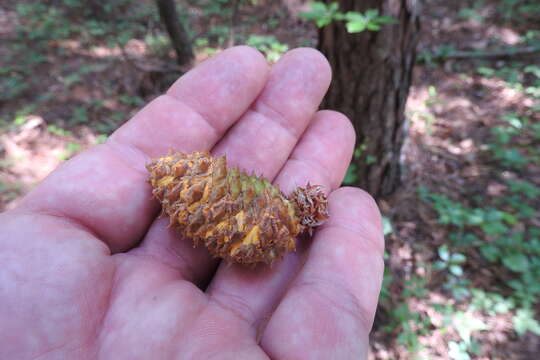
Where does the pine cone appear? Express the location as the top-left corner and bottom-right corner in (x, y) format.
(146, 151), (328, 265)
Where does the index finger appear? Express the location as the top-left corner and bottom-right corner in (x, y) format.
(261, 188), (384, 359)
(17, 46), (270, 252)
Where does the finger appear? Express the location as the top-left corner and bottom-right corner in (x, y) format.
(212, 47), (332, 178)
(273, 110), (354, 190)
(261, 188), (385, 359)
(206, 111), (355, 331)
(138, 48), (332, 284)
(19, 46), (270, 253)
(111, 46), (269, 158)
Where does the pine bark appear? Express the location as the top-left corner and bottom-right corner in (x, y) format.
(156, 0), (194, 66)
(318, 0), (420, 197)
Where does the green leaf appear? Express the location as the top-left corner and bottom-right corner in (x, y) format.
(513, 308), (540, 336)
(465, 209), (484, 225)
(453, 311), (487, 344)
(299, 1), (339, 28)
(450, 264), (464, 276)
(480, 244), (500, 262)
(366, 22), (381, 31)
(493, 300), (514, 314)
(451, 253), (467, 264)
(344, 12), (366, 32)
(501, 212), (518, 225)
(342, 163), (358, 185)
(502, 253), (529, 272)
(377, 16), (398, 24)
(477, 67), (495, 76)
(481, 221), (508, 236)
(316, 18), (331, 27)
(506, 179), (540, 199)
(382, 216), (393, 236)
(448, 341), (471, 360)
(501, 113), (524, 128)
(328, 2), (339, 12)
(345, 20), (366, 33)
(302, 1), (327, 17)
(438, 245), (450, 262)
(364, 8), (379, 19)
(492, 148), (529, 168)
(433, 260), (446, 270)
(366, 155), (377, 164)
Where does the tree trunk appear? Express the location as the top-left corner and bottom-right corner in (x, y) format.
(318, 0), (420, 198)
(156, 0), (194, 66)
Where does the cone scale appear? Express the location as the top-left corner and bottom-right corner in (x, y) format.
(146, 151), (328, 265)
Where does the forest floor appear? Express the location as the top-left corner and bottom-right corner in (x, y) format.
(1, 0), (539, 359)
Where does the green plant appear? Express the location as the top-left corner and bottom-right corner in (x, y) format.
(491, 147), (529, 169)
(434, 245), (466, 276)
(47, 124), (72, 137)
(470, 289), (515, 316)
(199, 0), (232, 17)
(382, 216), (393, 236)
(94, 134), (108, 145)
(445, 276), (472, 301)
(94, 120), (120, 135)
(420, 187), (538, 272)
(452, 311), (487, 344)
(9, 105), (38, 129)
(403, 274), (429, 299)
(434, 304), (484, 360)
(144, 33), (171, 57)
(299, 2), (340, 27)
(384, 302), (428, 353)
(207, 25), (230, 44)
(478, 63), (540, 101)
(512, 307), (540, 336)
(457, 2), (485, 24)
(342, 163), (358, 185)
(119, 95), (145, 107)
(70, 106), (90, 126)
(379, 265), (393, 305)
(499, 0), (540, 21)
(59, 142), (81, 160)
(342, 9), (396, 32)
(420, 182), (540, 337)
(0, 182), (23, 203)
(245, 35), (288, 62)
(342, 146), (364, 185)
(300, 2), (396, 33)
(15, 0), (153, 46)
(407, 85), (441, 135)
(448, 341), (471, 360)
(380, 270), (431, 355)
(0, 73), (30, 101)
(416, 44), (457, 65)
(62, 73), (83, 88)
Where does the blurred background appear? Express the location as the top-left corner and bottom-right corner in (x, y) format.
(0, 0), (539, 358)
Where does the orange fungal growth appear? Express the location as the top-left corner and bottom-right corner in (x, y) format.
(146, 151), (328, 265)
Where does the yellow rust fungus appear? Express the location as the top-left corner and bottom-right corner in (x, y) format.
(146, 151), (328, 265)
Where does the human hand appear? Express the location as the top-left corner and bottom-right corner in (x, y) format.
(0, 47), (384, 359)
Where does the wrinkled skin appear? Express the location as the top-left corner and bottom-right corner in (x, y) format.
(0, 47), (384, 360)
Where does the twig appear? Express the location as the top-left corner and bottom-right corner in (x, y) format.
(155, 0), (194, 66)
(429, 44), (540, 61)
(228, 0), (240, 47)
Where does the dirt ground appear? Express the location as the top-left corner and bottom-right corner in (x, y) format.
(1, 0), (539, 359)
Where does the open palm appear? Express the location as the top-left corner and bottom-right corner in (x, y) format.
(0, 47), (384, 359)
